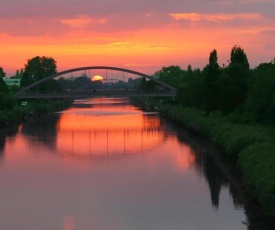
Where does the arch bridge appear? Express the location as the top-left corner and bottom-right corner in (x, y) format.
(16, 66), (176, 99)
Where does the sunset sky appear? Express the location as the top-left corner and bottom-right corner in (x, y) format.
(1, 0), (275, 76)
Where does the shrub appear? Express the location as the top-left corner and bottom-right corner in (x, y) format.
(238, 143), (275, 216)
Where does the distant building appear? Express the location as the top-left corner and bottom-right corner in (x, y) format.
(3, 77), (21, 87)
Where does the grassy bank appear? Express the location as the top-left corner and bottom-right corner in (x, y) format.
(0, 99), (72, 127)
(157, 104), (275, 218)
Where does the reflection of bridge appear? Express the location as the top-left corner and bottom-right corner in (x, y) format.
(16, 66), (177, 99)
(57, 128), (166, 159)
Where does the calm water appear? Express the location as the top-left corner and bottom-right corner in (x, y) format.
(0, 98), (249, 230)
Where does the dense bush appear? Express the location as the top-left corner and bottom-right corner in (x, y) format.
(161, 105), (272, 157)
(211, 123), (271, 156)
(0, 92), (17, 110)
(238, 143), (275, 216)
(245, 65), (275, 124)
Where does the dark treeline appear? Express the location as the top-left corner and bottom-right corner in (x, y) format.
(142, 45), (275, 125)
(139, 46), (275, 221)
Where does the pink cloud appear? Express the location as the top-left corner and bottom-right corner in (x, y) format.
(0, 18), (67, 36)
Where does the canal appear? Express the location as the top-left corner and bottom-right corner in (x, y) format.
(0, 98), (268, 229)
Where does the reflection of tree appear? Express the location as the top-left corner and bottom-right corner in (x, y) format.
(173, 124), (275, 229)
(197, 152), (228, 208)
(21, 114), (60, 149)
(175, 127), (242, 209)
(0, 124), (21, 164)
(0, 132), (6, 163)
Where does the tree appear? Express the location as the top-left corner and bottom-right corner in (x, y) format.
(0, 67), (6, 78)
(229, 45), (249, 68)
(138, 77), (157, 92)
(245, 64), (275, 124)
(0, 66), (13, 110)
(21, 56), (57, 89)
(203, 49), (221, 113)
(13, 69), (24, 79)
(219, 46), (251, 113)
(0, 66), (8, 92)
(187, 64), (192, 73)
(0, 92), (16, 110)
(176, 67), (204, 107)
(157, 65), (185, 89)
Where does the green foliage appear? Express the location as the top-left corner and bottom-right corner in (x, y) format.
(0, 102), (30, 126)
(9, 85), (20, 93)
(138, 77), (157, 92)
(255, 62), (273, 72)
(238, 143), (275, 215)
(229, 45), (249, 68)
(212, 123), (270, 156)
(161, 105), (271, 156)
(0, 77), (8, 92)
(0, 111), (17, 126)
(217, 46), (251, 113)
(0, 98), (71, 127)
(176, 68), (204, 107)
(0, 92), (16, 110)
(27, 99), (71, 114)
(14, 69), (24, 79)
(157, 65), (185, 89)
(38, 79), (62, 92)
(245, 64), (275, 124)
(21, 56), (57, 89)
(0, 66), (8, 92)
(0, 66), (6, 78)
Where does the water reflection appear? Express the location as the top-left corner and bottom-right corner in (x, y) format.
(0, 98), (272, 229)
(0, 124), (21, 163)
(18, 98), (168, 161)
(56, 114), (166, 159)
(0, 132), (6, 151)
(21, 114), (60, 149)
(0, 132), (6, 163)
(63, 216), (75, 230)
(16, 98), (241, 209)
(174, 125), (275, 229)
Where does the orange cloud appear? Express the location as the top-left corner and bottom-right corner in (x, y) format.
(170, 13), (262, 22)
(61, 15), (106, 28)
(1, 9), (275, 76)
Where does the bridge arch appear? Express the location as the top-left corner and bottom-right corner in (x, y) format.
(16, 66), (176, 97)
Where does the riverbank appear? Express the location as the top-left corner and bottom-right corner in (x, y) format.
(0, 99), (72, 127)
(156, 104), (275, 219)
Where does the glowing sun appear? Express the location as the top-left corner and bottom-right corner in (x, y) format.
(92, 75), (104, 81)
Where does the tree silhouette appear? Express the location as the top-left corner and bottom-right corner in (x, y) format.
(0, 67), (8, 92)
(220, 46), (251, 113)
(21, 56), (57, 88)
(203, 49), (221, 114)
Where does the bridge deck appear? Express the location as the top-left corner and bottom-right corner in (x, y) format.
(17, 90), (176, 99)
